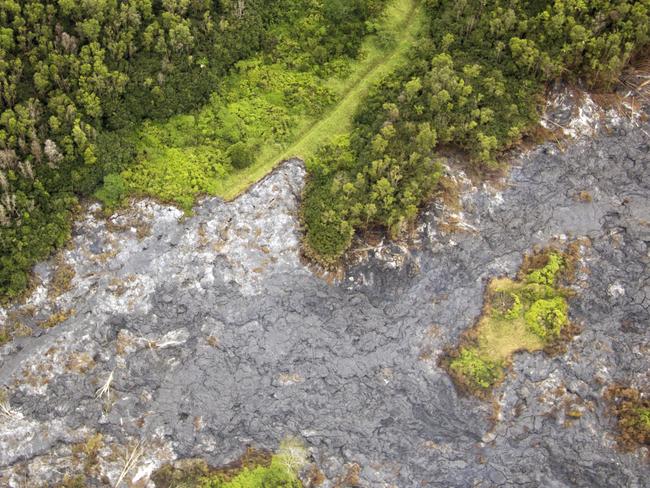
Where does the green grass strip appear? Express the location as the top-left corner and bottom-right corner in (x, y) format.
(214, 0), (424, 201)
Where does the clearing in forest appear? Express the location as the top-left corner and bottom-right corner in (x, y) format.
(219, 0), (424, 200)
(104, 0), (424, 209)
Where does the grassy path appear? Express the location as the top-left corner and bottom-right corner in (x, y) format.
(215, 0), (424, 201)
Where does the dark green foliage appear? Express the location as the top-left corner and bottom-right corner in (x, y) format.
(302, 0), (650, 265)
(228, 142), (256, 170)
(94, 174), (128, 210)
(264, 0), (388, 73)
(0, 0), (386, 298)
(0, 189), (76, 300)
(302, 104), (444, 265)
(425, 0), (650, 88)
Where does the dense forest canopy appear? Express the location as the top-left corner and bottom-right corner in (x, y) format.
(0, 0), (279, 295)
(0, 0), (649, 298)
(0, 0), (385, 297)
(301, 0), (650, 264)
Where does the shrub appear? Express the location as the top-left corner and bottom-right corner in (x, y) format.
(524, 297), (568, 340)
(95, 174), (128, 209)
(526, 252), (564, 286)
(449, 348), (502, 390)
(605, 385), (650, 450)
(303, 212), (355, 267)
(228, 142), (257, 170)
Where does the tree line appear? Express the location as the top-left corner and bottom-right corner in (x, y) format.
(302, 0), (650, 265)
(0, 0), (386, 298)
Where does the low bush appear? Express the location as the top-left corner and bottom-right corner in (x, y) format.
(201, 457), (301, 488)
(605, 385), (650, 450)
(228, 143), (257, 170)
(449, 348), (502, 390)
(524, 297), (568, 340)
(443, 246), (578, 397)
(94, 174), (128, 210)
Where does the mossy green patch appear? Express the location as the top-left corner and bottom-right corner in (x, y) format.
(445, 249), (577, 397)
(524, 296), (568, 341)
(449, 348), (503, 391)
(636, 407), (650, 428)
(201, 456), (301, 488)
(152, 440), (307, 488)
(526, 252), (564, 286)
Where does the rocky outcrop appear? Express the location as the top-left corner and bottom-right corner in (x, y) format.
(0, 96), (648, 487)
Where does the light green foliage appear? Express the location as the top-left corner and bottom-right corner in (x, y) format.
(524, 297), (568, 340)
(0, 0), (307, 298)
(200, 458), (301, 488)
(449, 348), (502, 390)
(447, 248), (574, 396)
(106, 0), (387, 210)
(526, 252), (564, 286)
(118, 119), (229, 210)
(200, 440), (306, 488)
(118, 60), (334, 208)
(637, 407), (650, 428)
(505, 293), (522, 320)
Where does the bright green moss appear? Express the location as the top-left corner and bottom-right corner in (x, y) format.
(445, 247), (577, 397)
(449, 348), (502, 390)
(524, 297), (568, 341)
(152, 439), (308, 488)
(201, 457), (300, 488)
(526, 252), (564, 286)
